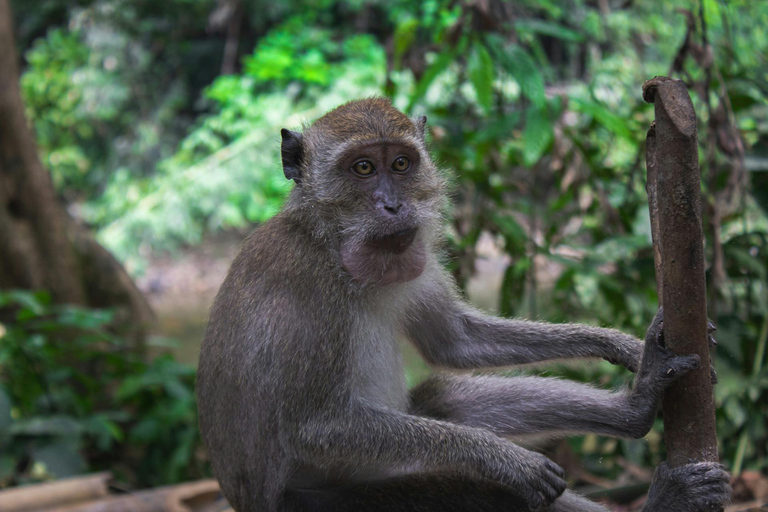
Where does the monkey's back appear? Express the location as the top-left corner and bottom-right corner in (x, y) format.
(197, 213), (352, 511)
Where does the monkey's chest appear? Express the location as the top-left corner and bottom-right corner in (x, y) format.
(350, 315), (408, 411)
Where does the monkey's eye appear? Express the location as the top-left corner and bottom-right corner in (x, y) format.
(352, 160), (376, 176)
(392, 156), (411, 173)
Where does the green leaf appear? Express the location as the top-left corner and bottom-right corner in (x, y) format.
(164, 379), (192, 401)
(393, 18), (419, 67)
(407, 49), (456, 111)
(31, 440), (87, 478)
(570, 97), (634, 142)
(130, 418), (160, 442)
(523, 106), (553, 167)
(590, 236), (649, 264)
(500, 258), (530, 317)
(514, 19), (584, 42)
(752, 172), (768, 215)
(0, 389), (11, 444)
(726, 246), (767, 280)
(574, 273), (601, 307)
(468, 43), (494, 113)
(487, 37), (546, 107)
(11, 416), (81, 437)
(83, 414), (124, 451)
(0, 290), (49, 316)
(724, 396), (747, 428)
(472, 112), (522, 143)
(492, 213), (528, 255)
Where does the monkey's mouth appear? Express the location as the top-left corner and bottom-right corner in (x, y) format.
(368, 227), (418, 254)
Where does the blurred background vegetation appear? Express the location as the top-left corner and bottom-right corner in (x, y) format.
(1, 0), (767, 505)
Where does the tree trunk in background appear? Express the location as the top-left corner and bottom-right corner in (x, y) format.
(643, 77), (721, 479)
(0, 0), (153, 343)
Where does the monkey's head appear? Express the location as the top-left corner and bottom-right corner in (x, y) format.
(281, 98), (446, 286)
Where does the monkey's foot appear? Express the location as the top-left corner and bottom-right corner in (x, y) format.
(643, 461), (732, 512)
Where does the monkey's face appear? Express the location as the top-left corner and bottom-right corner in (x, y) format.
(332, 139), (434, 285)
(337, 140), (422, 237)
(281, 99), (445, 286)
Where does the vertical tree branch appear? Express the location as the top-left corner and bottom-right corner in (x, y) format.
(220, 0), (242, 75)
(0, 0), (86, 304)
(0, 0), (154, 345)
(642, 77), (720, 473)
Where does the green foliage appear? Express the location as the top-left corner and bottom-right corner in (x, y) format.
(20, 29), (103, 191)
(0, 291), (204, 487)
(86, 13), (386, 269)
(388, 0), (768, 474)
(11, 0), (768, 482)
(18, 0), (221, 201)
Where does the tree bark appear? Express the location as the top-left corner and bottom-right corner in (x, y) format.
(0, 0), (153, 342)
(643, 77), (720, 472)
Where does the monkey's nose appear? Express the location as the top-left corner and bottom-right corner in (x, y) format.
(382, 201), (403, 215)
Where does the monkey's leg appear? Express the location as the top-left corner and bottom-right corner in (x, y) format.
(409, 374), (656, 439)
(281, 474), (608, 512)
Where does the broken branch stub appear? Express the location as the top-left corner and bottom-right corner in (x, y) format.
(643, 77), (719, 468)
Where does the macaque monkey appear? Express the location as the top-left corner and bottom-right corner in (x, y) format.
(197, 98), (731, 512)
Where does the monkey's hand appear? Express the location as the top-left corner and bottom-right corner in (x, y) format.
(607, 312), (718, 376)
(637, 308), (702, 383)
(641, 462), (732, 512)
(482, 444), (566, 511)
(640, 308), (719, 383)
(627, 308), (701, 438)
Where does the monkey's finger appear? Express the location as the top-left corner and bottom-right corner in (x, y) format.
(676, 354), (700, 371)
(538, 470), (566, 492)
(682, 463), (733, 505)
(709, 333), (718, 347)
(656, 321), (665, 347)
(663, 354), (700, 381)
(703, 467), (732, 485)
(531, 478), (566, 509)
(645, 308), (664, 341)
(545, 459), (566, 479)
(708, 319), (717, 332)
(710, 365), (718, 385)
(536, 469), (567, 504)
(675, 461), (725, 477)
(538, 485), (565, 507)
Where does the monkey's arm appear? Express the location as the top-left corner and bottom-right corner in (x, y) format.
(410, 311), (699, 440)
(290, 400), (566, 510)
(406, 278), (643, 371)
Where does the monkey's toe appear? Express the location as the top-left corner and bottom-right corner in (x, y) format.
(645, 308), (665, 345)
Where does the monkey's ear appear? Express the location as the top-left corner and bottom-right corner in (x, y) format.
(413, 116), (428, 139)
(281, 129), (304, 183)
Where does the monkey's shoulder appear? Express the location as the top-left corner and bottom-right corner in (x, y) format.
(206, 215), (346, 340)
(226, 215), (339, 291)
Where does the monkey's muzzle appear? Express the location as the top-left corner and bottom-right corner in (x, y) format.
(368, 227), (418, 254)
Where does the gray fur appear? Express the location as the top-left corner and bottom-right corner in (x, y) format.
(196, 99), (730, 512)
